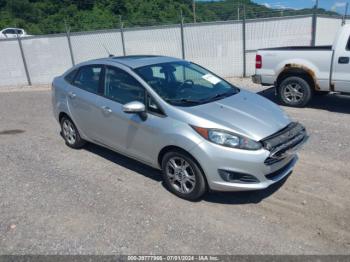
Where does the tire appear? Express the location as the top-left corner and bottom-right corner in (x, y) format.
(161, 150), (207, 201)
(60, 116), (86, 149)
(278, 76), (313, 107)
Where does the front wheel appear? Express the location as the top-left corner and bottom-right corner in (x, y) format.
(161, 151), (207, 201)
(278, 76), (313, 107)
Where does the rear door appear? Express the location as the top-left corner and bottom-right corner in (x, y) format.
(332, 35), (350, 92)
(67, 65), (104, 140)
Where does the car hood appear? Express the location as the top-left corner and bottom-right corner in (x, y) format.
(181, 89), (291, 141)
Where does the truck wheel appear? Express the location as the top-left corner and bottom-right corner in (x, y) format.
(278, 76), (313, 107)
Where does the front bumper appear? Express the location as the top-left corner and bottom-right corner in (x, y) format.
(189, 123), (308, 192)
(210, 156), (298, 191)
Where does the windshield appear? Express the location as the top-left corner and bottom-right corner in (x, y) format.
(134, 61), (239, 106)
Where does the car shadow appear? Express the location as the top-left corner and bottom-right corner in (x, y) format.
(83, 143), (163, 182)
(82, 142), (287, 204)
(203, 174), (289, 204)
(258, 87), (350, 114)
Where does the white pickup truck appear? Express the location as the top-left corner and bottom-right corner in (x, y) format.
(252, 24), (350, 107)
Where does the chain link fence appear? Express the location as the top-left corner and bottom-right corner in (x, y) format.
(0, 13), (348, 87)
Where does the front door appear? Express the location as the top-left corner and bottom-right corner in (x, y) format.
(333, 35), (350, 93)
(93, 66), (147, 154)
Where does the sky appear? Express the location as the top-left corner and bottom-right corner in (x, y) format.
(251, 0), (349, 13)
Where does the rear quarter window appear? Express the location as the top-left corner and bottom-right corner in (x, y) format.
(73, 66), (102, 94)
(64, 69), (78, 84)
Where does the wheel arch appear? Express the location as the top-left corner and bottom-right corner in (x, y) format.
(158, 145), (209, 187)
(276, 64), (320, 91)
(58, 112), (72, 123)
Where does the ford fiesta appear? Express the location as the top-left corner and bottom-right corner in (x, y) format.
(52, 55), (308, 200)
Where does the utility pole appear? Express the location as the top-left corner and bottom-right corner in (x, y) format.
(311, 0), (319, 46)
(315, 0), (319, 9)
(342, 2), (349, 25)
(192, 0), (196, 23)
(237, 7), (240, 20)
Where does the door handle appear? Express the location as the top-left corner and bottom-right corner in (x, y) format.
(338, 56), (350, 64)
(68, 92), (76, 99)
(101, 106), (112, 114)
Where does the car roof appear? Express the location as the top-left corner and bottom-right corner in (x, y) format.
(2, 28), (23, 30)
(102, 55), (184, 69)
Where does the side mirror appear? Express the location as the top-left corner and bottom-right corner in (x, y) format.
(123, 101), (147, 121)
(123, 101), (146, 114)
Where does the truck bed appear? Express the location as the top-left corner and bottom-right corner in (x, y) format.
(256, 47), (334, 90)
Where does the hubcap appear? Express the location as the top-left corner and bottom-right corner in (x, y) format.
(283, 83), (304, 103)
(165, 157), (196, 194)
(62, 120), (77, 145)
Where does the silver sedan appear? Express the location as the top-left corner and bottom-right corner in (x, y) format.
(52, 55), (308, 200)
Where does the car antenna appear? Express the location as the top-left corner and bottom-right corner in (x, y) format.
(102, 44), (114, 57)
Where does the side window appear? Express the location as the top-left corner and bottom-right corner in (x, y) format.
(147, 94), (164, 116)
(64, 69), (78, 84)
(73, 66), (102, 94)
(3, 29), (15, 34)
(104, 67), (145, 104)
(347, 36), (350, 50)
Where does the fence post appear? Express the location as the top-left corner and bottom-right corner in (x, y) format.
(17, 35), (31, 86)
(342, 3), (349, 25)
(120, 16), (126, 56)
(65, 23), (75, 66)
(242, 5), (247, 78)
(180, 10), (185, 60)
(311, 0), (318, 46)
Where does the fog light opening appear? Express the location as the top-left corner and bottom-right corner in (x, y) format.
(218, 170), (259, 183)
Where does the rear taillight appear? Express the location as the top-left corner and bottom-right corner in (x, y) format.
(256, 54), (262, 69)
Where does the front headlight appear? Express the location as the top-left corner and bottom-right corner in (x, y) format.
(192, 126), (262, 150)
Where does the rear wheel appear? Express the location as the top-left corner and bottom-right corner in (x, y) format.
(60, 116), (86, 149)
(161, 150), (207, 201)
(278, 76), (313, 107)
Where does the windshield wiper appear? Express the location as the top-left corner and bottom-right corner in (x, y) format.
(165, 98), (201, 105)
(199, 90), (236, 103)
(165, 89), (237, 105)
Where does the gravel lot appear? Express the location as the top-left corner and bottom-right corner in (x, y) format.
(0, 78), (349, 255)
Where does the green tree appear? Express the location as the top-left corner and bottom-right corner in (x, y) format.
(0, 0), (337, 34)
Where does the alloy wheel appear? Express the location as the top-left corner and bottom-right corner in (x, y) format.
(62, 119), (77, 145)
(165, 156), (196, 194)
(283, 83), (304, 103)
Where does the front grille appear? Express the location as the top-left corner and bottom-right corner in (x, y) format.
(262, 122), (307, 165)
(265, 158), (295, 180)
